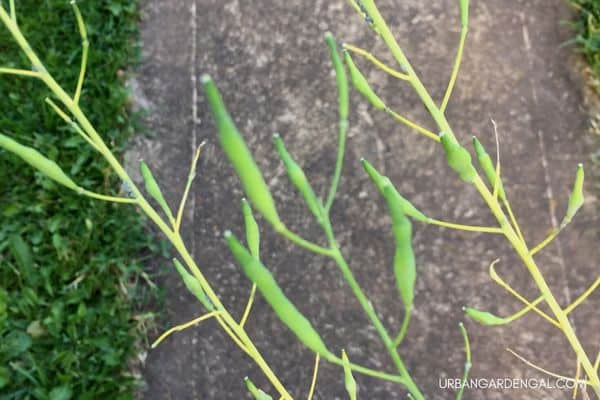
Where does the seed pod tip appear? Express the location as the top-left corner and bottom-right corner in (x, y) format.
(200, 74), (212, 84)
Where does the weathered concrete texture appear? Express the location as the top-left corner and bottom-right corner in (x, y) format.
(136, 0), (599, 399)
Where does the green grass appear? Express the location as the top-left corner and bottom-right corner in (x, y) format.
(0, 1), (162, 399)
(570, 0), (600, 77)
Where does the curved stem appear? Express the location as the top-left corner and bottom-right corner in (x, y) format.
(441, 27), (468, 113)
(393, 305), (412, 347)
(306, 354), (320, 400)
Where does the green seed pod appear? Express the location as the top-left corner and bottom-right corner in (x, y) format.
(324, 32), (349, 120)
(562, 164), (584, 228)
(225, 232), (331, 358)
(472, 137), (505, 200)
(383, 186), (416, 309)
(440, 133), (477, 182)
(273, 134), (323, 221)
(140, 161), (174, 222)
(241, 199), (260, 259)
(342, 350), (357, 400)
(459, 0), (469, 28)
(173, 258), (213, 310)
(361, 159), (428, 222)
(463, 307), (506, 326)
(343, 51), (386, 110)
(202, 75), (283, 229)
(244, 377), (273, 400)
(0, 133), (79, 191)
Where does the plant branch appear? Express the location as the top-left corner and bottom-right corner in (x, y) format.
(343, 43), (410, 80)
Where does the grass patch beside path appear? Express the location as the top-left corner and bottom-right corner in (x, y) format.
(570, 0), (600, 79)
(0, 1), (162, 398)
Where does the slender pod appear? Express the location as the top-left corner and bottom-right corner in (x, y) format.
(244, 377), (273, 400)
(342, 350), (358, 400)
(383, 186), (416, 309)
(440, 133), (477, 182)
(241, 199), (260, 259)
(173, 258), (214, 310)
(463, 307), (506, 326)
(0, 133), (79, 191)
(324, 32), (349, 120)
(361, 159), (428, 222)
(273, 134), (323, 221)
(201, 75), (283, 229)
(140, 161), (175, 222)
(343, 50), (386, 110)
(561, 164), (584, 228)
(225, 232), (332, 359)
(472, 137), (505, 199)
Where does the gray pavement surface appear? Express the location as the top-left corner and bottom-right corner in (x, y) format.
(129, 1), (600, 399)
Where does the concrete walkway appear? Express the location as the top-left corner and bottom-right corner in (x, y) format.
(132, 1), (599, 399)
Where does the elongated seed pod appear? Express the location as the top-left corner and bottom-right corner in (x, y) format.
(459, 0), (469, 27)
(343, 51), (386, 110)
(361, 159), (428, 222)
(0, 133), (79, 191)
(463, 307), (506, 326)
(273, 134), (323, 221)
(472, 137), (505, 200)
(324, 32), (349, 121)
(140, 161), (175, 222)
(440, 133), (477, 182)
(241, 199), (260, 259)
(202, 75), (283, 229)
(244, 377), (273, 400)
(225, 232), (332, 358)
(383, 186), (416, 309)
(342, 350), (357, 400)
(173, 258), (213, 310)
(562, 164), (584, 228)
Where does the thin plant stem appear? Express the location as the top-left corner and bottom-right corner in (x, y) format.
(325, 119), (348, 212)
(0, 67), (39, 77)
(343, 43), (410, 80)
(151, 311), (220, 348)
(240, 284), (257, 327)
(81, 190), (138, 204)
(45, 97), (102, 153)
(503, 295), (544, 323)
(71, 0), (88, 104)
(277, 225), (334, 256)
(506, 348), (592, 385)
(456, 323), (471, 400)
(440, 27), (468, 112)
(385, 108), (440, 142)
(574, 358), (582, 400)
(488, 260), (560, 328)
(214, 315), (252, 357)
(427, 218), (503, 234)
(503, 198), (526, 244)
(328, 356), (406, 384)
(530, 229), (559, 256)
(564, 277), (600, 315)
(9, 0), (15, 21)
(175, 143), (204, 231)
(393, 306), (412, 347)
(307, 354), (320, 400)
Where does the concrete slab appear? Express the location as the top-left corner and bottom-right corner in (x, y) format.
(135, 1), (599, 399)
